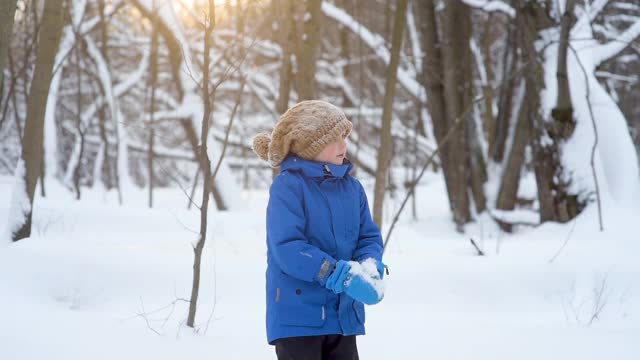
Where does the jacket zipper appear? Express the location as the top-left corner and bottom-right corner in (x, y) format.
(316, 180), (339, 253)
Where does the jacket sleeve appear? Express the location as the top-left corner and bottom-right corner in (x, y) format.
(352, 180), (384, 262)
(267, 173), (336, 285)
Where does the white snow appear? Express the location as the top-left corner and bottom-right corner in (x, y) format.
(490, 208), (540, 225)
(405, 2), (422, 73)
(460, 0), (516, 18)
(347, 258), (385, 300)
(1, 170), (639, 359)
(540, 16), (640, 209)
(303, 12), (311, 22)
(470, 38), (489, 86)
(591, 20), (640, 66)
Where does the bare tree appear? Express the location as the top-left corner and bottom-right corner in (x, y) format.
(516, 0), (579, 224)
(187, 0), (216, 328)
(417, 0), (482, 229)
(10, 0), (65, 241)
(147, 4), (160, 208)
(373, 0), (407, 227)
(442, 1), (476, 226)
(418, 0), (455, 209)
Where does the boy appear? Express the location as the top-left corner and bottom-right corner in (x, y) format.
(253, 100), (386, 360)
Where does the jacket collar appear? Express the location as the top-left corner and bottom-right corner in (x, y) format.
(280, 155), (353, 178)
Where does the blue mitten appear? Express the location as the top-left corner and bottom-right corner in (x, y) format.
(344, 273), (383, 305)
(344, 260), (385, 305)
(324, 260), (351, 294)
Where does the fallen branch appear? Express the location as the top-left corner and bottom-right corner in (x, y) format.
(470, 238), (485, 256)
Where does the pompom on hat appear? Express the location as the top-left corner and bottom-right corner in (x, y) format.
(252, 100), (353, 167)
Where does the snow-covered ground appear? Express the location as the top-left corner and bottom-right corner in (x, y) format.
(1, 173), (639, 359)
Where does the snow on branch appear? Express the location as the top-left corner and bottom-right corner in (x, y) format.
(591, 20), (640, 65)
(63, 51), (149, 185)
(406, 2), (422, 73)
(460, 0), (515, 18)
(470, 38), (488, 86)
(572, 0), (610, 35)
(321, 2), (425, 102)
(489, 208), (540, 226)
(85, 36), (118, 137)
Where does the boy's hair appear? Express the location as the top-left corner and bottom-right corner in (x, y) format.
(252, 100), (352, 168)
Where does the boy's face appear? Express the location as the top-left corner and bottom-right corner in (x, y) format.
(313, 136), (348, 165)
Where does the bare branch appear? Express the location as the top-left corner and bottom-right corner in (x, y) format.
(548, 215), (579, 263)
(568, 44), (603, 231)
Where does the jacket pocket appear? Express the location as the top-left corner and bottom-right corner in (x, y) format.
(352, 300), (365, 325)
(276, 275), (327, 327)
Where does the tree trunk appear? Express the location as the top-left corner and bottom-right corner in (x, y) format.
(384, 0), (392, 44)
(467, 111), (488, 214)
(0, 0), (18, 93)
(275, 0), (294, 115)
(97, 0), (113, 189)
(147, 11), (159, 208)
(551, 0), (576, 140)
(338, 0), (353, 107)
(517, 1), (578, 223)
(418, 0), (457, 214)
(178, 117), (227, 210)
(72, 48), (85, 200)
(293, 0), (322, 100)
(11, 0), (65, 241)
(495, 82), (529, 231)
(492, 23), (517, 162)
(465, 15), (487, 214)
(441, 1), (472, 227)
(372, 0), (407, 227)
(479, 14), (496, 159)
(187, 0), (215, 328)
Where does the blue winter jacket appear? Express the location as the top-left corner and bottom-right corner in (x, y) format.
(265, 155), (384, 345)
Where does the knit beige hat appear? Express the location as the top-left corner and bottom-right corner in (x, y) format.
(252, 100), (353, 167)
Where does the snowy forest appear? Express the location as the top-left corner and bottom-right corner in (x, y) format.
(1, 0), (639, 359)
